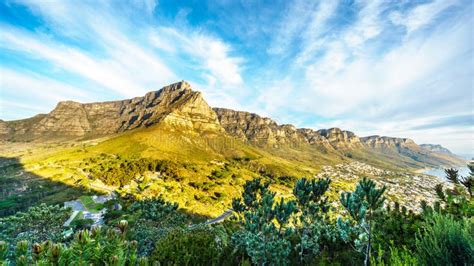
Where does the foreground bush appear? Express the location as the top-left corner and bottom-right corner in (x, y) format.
(0, 222), (147, 265)
(0, 203), (71, 258)
(416, 214), (473, 265)
(151, 225), (228, 265)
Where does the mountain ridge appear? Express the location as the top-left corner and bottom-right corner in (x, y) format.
(0, 81), (465, 168)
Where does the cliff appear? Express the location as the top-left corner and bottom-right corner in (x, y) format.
(1, 81), (465, 168)
(0, 81), (222, 141)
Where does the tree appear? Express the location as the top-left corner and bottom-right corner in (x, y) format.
(1, 221), (146, 265)
(231, 178), (297, 265)
(444, 168), (459, 184)
(0, 204), (71, 248)
(459, 162), (474, 197)
(151, 225), (229, 265)
(338, 177), (386, 266)
(292, 177), (334, 263)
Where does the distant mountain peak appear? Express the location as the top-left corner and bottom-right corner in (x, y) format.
(420, 144), (453, 155)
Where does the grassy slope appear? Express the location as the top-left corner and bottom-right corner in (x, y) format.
(2, 122), (450, 217)
(3, 124), (343, 216)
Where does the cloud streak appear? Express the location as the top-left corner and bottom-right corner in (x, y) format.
(0, 0), (472, 155)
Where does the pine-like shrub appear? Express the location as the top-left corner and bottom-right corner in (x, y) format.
(416, 214), (473, 265)
(151, 226), (227, 265)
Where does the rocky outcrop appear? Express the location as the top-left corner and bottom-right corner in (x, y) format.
(1, 80), (464, 168)
(317, 128), (362, 149)
(213, 108), (464, 167)
(420, 144), (454, 155)
(360, 136), (465, 167)
(213, 108), (303, 144)
(1, 81), (222, 141)
(360, 135), (417, 149)
(213, 108), (336, 149)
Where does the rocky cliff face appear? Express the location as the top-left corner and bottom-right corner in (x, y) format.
(420, 144), (454, 155)
(317, 128), (362, 149)
(1, 81), (464, 168)
(360, 135), (418, 149)
(213, 108), (335, 149)
(212, 109), (464, 167)
(0, 81), (222, 141)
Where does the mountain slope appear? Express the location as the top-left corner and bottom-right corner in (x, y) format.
(213, 108), (464, 168)
(0, 81), (466, 217)
(0, 81), (222, 141)
(1, 80), (465, 170)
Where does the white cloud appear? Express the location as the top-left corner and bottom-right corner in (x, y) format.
(254, 0), (472, 154)
(0, 67), (95, 119)
(268, 1), (339, 56)
(0, 27), (175, 97)
(390, 0), (459, 34)
(150, 27), (243, 87)
(0, 67), (91, 102)
(343, 0), (385, 48)
(302, 10), (471, 118)
(130, 0), (158, 15)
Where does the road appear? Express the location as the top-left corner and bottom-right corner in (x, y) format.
(188, 209), (234, 228)
(63, 210), (80, 226)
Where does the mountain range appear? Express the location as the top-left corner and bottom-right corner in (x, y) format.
(0, 81), (464, 169)
(1, 81), (468, 217)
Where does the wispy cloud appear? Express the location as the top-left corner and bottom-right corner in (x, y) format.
(0, 67), (94, 119)
(0, 0), (471, 154)
(389, 0), (460, 34)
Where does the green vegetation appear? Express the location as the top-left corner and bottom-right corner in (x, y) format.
(338, 177), (386, 265)
(82, 154), (182, 187)
(151, 226), (229, 265)
(1, 223), (144, 265)
(1, 167), (473, 265)
(416, 214), (473, 265)
(78, 196), (104, 212)
(0, 204), (71, 248)
(0, 157), (86, 217)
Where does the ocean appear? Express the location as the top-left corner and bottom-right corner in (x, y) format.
(423, 166), (471, 180)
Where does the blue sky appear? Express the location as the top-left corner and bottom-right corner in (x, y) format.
(0, 0), (472, 156)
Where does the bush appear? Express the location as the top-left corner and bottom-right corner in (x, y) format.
(0, 204), (71, 248)
(151, 226), (227, 265)
(70, 218), (94, 230)
(416, 214), (473, 265)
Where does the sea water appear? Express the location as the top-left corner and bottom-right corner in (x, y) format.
(423, 166), (470, 180)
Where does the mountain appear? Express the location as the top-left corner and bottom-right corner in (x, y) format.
(213, 108), (464, 168)
(1, 81), (467, 217)
(420, 144), (455, 155)
(0, 81), (222, 142)
(1, 81), (465, 169)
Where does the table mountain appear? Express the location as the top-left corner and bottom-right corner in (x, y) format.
(0, 81), (222, 141)
(0, 81), (465, 168)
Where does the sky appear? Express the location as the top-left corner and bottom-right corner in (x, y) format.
(0, 0), (473, 156)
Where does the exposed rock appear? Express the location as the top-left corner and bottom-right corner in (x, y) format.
(213, 108), (333, 149)
(360, 135), (417, 148)
(317, 128), (362, 149)
(1, 80), (464, 168)
(1, 81), (222, 141)
(420, 144), (454, 155)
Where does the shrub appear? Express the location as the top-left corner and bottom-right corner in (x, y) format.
(416, 214), (473, 265)
(151, 226), (227, 265)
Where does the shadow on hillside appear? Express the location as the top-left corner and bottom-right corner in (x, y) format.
(0, 156), (215, 220)
(0, 156), (90, 217)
